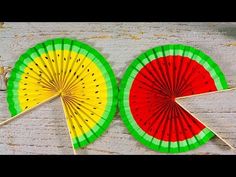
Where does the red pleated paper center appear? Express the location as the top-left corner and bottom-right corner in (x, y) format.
(129, 56), (217, 142)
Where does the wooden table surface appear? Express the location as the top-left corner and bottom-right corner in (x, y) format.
(0, 22), (236, 154)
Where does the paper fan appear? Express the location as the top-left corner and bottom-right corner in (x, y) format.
(6, 38), (118, 151)
(119, 44), (228, 153)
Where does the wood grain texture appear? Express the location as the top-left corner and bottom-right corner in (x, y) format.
(176, 89), (236, 151)
(0, 22), (236, 154)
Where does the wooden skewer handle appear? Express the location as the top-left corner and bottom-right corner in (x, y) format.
(176, 87), (236, 100)
(0, 93), (60, 127)
(60, 97), (77, 155)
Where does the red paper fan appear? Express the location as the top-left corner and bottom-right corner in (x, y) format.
(119, 44), (228, 153)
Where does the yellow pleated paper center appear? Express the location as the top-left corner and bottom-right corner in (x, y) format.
(17, 50), (108, 138)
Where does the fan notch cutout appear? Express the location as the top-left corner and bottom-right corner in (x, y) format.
(176, 88), (236, 150)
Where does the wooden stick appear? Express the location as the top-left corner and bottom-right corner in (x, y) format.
(60, 96), (77, 155)
(176, 94), (235, 150)
(176, 87), (236, 100)
(0, 93), (60, 127)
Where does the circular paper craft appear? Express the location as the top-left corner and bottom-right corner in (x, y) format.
(7, 38), (118, 150)
(119, 44), (228, 153)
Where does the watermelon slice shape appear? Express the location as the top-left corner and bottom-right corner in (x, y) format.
(6, 38), (118, 152)
(119, 44), (228, 153)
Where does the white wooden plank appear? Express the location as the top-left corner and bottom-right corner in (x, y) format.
(0, 22), (236, 154)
